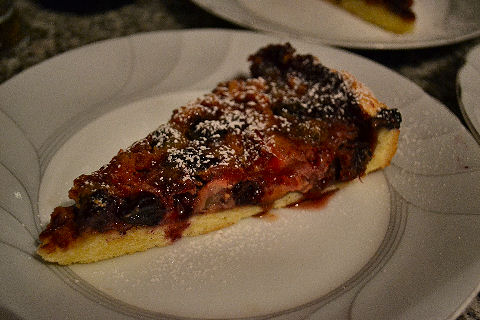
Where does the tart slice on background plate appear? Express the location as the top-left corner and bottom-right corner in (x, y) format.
(326, 0), (415, 33)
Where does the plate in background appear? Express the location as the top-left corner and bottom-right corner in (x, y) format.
(193, 0), (480, 49)
(458, 43), (480, 144)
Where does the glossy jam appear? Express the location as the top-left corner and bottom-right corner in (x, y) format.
(291, 190), (337, 210)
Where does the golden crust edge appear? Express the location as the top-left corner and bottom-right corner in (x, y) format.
(341, 70), (400, 174)
(36, 195), (300, 265)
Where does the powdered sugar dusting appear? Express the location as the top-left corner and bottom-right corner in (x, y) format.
(151, 124), (183, 147)
(153, 66), (361, 183)
(151, 77), (290, 182)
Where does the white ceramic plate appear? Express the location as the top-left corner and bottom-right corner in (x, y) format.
(1, 30), (480, 319)
(192, 0), (480, 49)
(458, 43), (480, 144)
